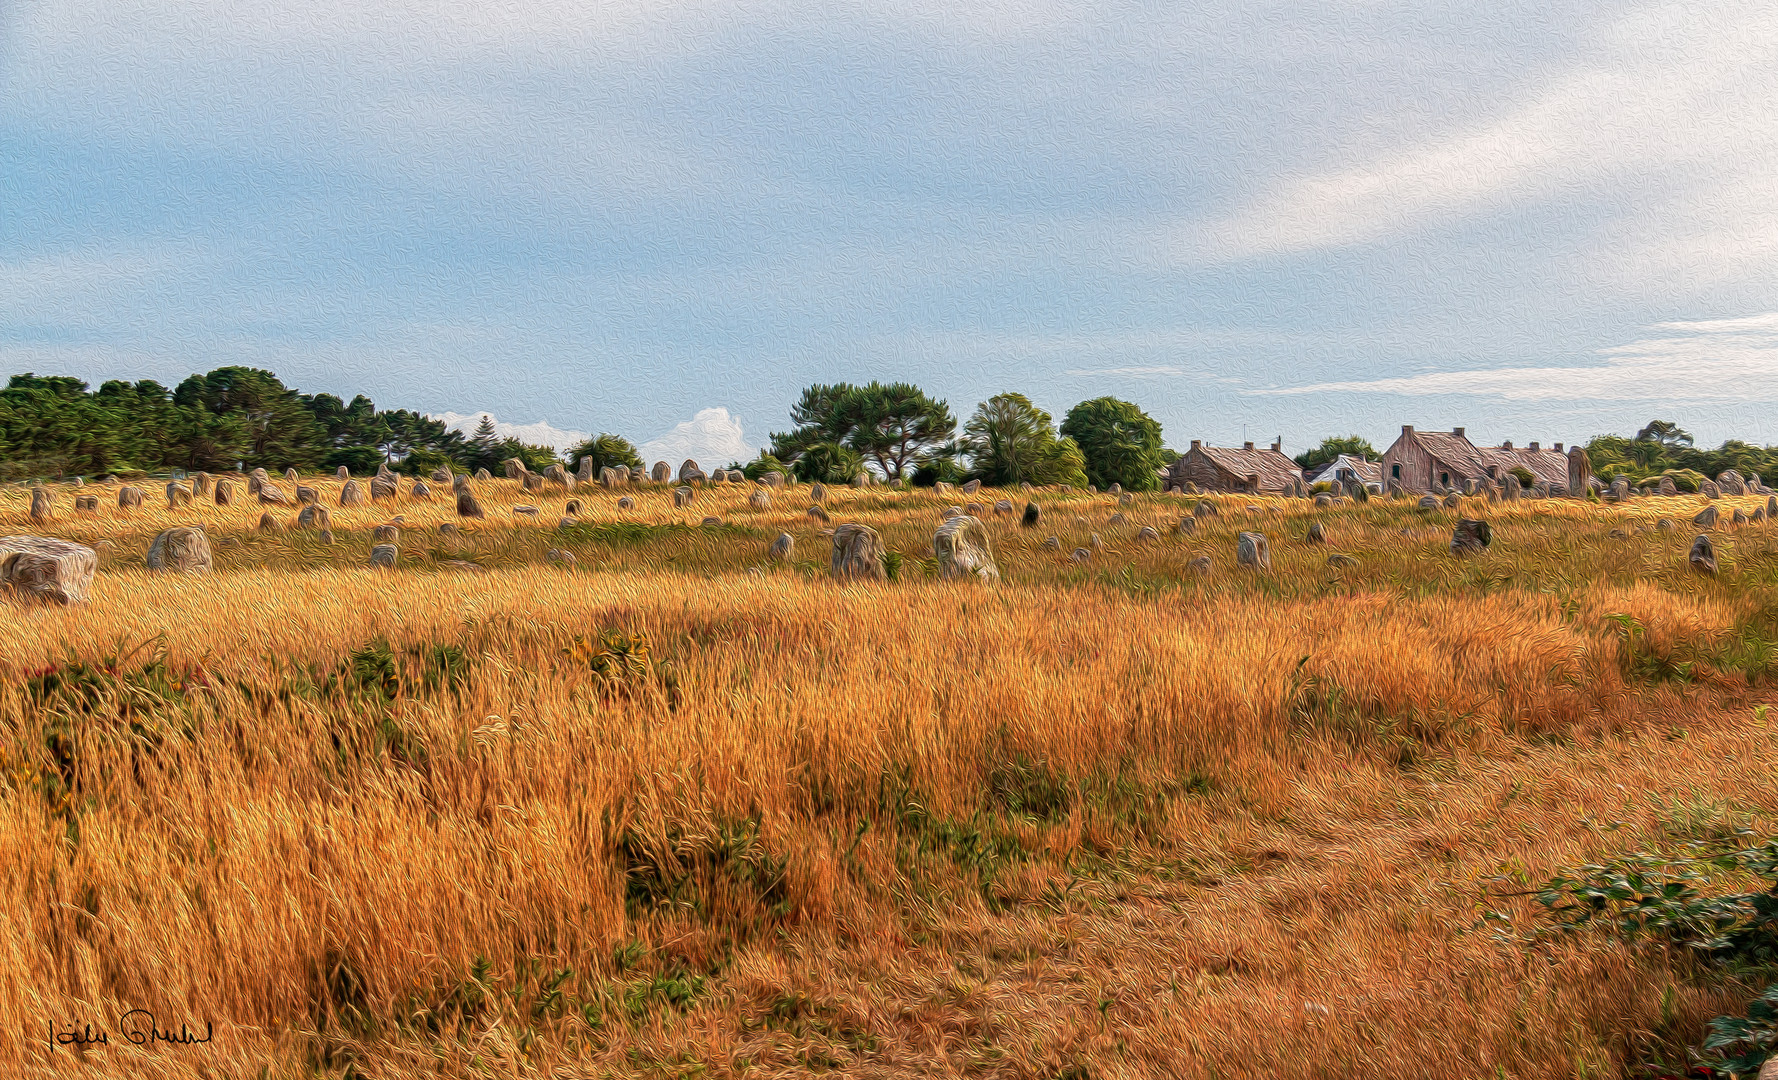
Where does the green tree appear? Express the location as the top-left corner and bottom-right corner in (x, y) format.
(1635, 420), (1693, 448)
(566, 434), (643, 476)
(1293, 435), (1379, 471)
(1059, 397), (1165, 492)
(960, 393), (1088, 487)
(791, 441), (866, 484)
(833, 382), (954, 480)
(742, 452), (792, 483)
(769, 384), (860, 462)
(173, 367), (326, 469)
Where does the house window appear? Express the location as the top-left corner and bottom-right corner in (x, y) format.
(1439, 471), (1450, 486)
(1391, 464), (1400, 479)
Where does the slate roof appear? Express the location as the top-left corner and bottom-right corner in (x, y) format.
(1196, 444), (1304, 490)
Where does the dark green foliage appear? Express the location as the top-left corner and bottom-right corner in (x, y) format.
(741, 453), (791, 482)
(1059, 397), (1165, 492)
(959, 393), (1088, 487)
(566, 434), (643, 475)
(1293, 435), (1379, 471)
(1586, 420), (1778, 488)
(770, 382), (955, 480)
(791, 441), (866, 485)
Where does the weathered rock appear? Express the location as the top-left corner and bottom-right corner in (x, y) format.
(617, 496), (635, 510)
(210, 480), (233, 506)
(852, 473), (870, 488)
(1137, 526), (1160, 542)
(162, 481), (190, 509)
(1236, 531), (1271, 569)
(1313, 493), (1333, 508)
(543, 464), (569, 488)
(369, 477), (398, 501)
(1718, 470), (1746, 495)
(503, 458), (526, 480)
(546, 548), (576, 565)
(1069, 547), (1092, 563)
(677, 459), (703, 484)
(1108, 483), (1123, 495)
(767, 532), (795, 561)
(749, 490), (772, 511)
(934, 481), (954, 495)
(1503, 475), (1522, 502)
(1305, 522), (1327, 544)
(474, 468), (492, 482)
(1701, 480), (1722, 499)
(994, 499), (1015, 516)
(1043, 536), (1061, 550)
(600, 466), (626, 489)
(373, 524), (400, 542)
(830, 523), (887, 581)
(369, 544), (398, 569)
(297, 505), (332, 530)
(761, 471), (785, 489)
(807, 504), (830, 522)
(1658, 476), (1678, 496)
(1417, 495), (1440, 511)
(1694, 505), (1719, 528)
(257, 483), (291, 505)
(966, 502), (985, 516)
(701, 516), (723, 527)
(74, 494), (98, 513)
(146, 527), (212, 574)
(409, 482), (429, 500)
(29, 486), (53, 523)
(339, 479), (365, 506)
(1107, 512), (1127, 527)
(513, 505), (539, 518)
(1450, 518), (1492, 555)
(652, 461), (672, 483)
(247, 468), (268, 495)
(674, 486), (694, 508)
(1019, 481), (1034, 493)
(255, 511), (282, 532)
(1117, 492), (1133, 507)
(961, 479), (981, 496)
(188, 472), (210, 498)
(438, 522), (460, 535)
(522, 472), (544, 494)
(1443, 492), (1461, 509)
(1188, 555), (1212, 574)
(934, 515), (1000, 584)
(1689, 533), (1717, 575)
(0, 536), (97, 604)
(942, 505), (962, 521)
(1176, 516), (1197, 536)
(1022, 501), (1040, 528)
(117, 485), (144, 509)
(1089, 532), (1104, 551)
(457, 491), (485, 518)
(1734, 508), (1750, 526)
(335, 466), (350, 481)
(1327, 553), (1357, 568)
(1194, 500), (1218, 519)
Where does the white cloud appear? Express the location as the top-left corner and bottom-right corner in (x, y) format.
(1250, 314), (1778, 403)
(1192, 3), (1778, 278)
(430, 411), (588, 455)
(637, 407), (756, 469)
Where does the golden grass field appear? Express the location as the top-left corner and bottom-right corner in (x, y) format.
(5, 474), (1778, 1078)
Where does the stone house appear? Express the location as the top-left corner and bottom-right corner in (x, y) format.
(1164, 439), (1304, 494)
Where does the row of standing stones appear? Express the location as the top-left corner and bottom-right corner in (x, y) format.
(10, 463), (1774, 604)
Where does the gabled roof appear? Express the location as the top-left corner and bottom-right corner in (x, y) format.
(1194, 444), (1303, 490)
(1480, 446), (1569, 488)
(1408, 431), (1489, 476)
(1307, 455), (1382, 485)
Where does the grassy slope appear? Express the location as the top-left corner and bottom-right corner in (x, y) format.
(3, 476), (1777, 1078)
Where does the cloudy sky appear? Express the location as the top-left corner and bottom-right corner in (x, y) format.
(5, 0), (1777, 463)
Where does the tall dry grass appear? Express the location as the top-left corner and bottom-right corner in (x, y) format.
(3, 477), (1778, 1077)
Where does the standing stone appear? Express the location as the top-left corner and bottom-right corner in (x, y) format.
(1305, 522), (1327, 544)
(1450, 518), (1492, 555)
(1718, 470), (1746, 496)
(1070, 547), (1092, 563)
(1107, 512), (1128, 527)
(257, 512), (283, 532)
(211, 481), (232, 507)
(1194, 500), (1218, 519)
(1314, 493), (1333, 508)
(336, 466), (349, 481)
(192, 472), (212, 497)
(1503, 475), (1522, 502)
(600, 466), (626, 488)
(934, 515), (1000, 584)
(166, 482), (192, 509)
(284, 467), (299, 485)
(1443, 492), (1461, 509)
(1689, 534), (1718, 575)
(851, 474), (870, 488)
(1108, 482), (1123, 495)
(769, 533), (794, 561)
(651, 461), (672, 483)
(1188, 555), (1212, 574)
(369, 544), (398, 569)
(1387, 479), (1405, 498)
(761, 471), (785, 489)
(576, 456), (595, 483)
(258, 483), (291, 505)
(830, 523), (887, 581)
(522, 472), (544, 494)
(475, 468), (493, 482)
(617, 496), (635, 509)
(339, 479), (365, 507)
(1769, 496), (1777, 519)
(1702, 480), (1722, 499)
(1351, 482), (1369, 504)
(961, 479), (981, 496)
(678, 459), (702, 483)
(503, 458), (526, 480)
(544, 464), (569, 487)
(410, 481), (430, 500)
(994, 498), (1015, 516)
(0, 536), (98, 604)
(74, 494), (98, 513)
(1021, 501), (1040, 528)
(1137, 526), (1160, 542)
(1694, 505), (1720, 528)
(674, 486), (694, 508)
(810, 483), (827, 503)
(1043, 536), (1061, 549)
(1658, 476), (1677, 496)
(749, 490), (771, 511)
(457, 490), (485, 519)
(1236, 531), (1271, 569)
(807, 504), (830, 522)
(29, 486), (53, 524)
(1733, 508), (1750, 526)
(1176, 516), (1197, 536)
(120, 485), (145, 509)
(146, 527), (212, 574)
(1418, 495), (1441, 510)
(297, 505), (332, 530)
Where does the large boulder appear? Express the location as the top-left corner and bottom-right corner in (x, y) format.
(651, 461), (672, 483)
(830, 523), (887, 581)
(503, 458), (527, 480)
(522, 472), (544, 493)
(0, 536), (98, 604)
(1236, 531), (1271, 569)
(769, 533), (794, 561)
(165, 482), (192, 509)
(146, 526), (212, 574)
(600, 467), (627, 489)
(296, 484), (319, 504)
(456, 490), (486, 519)
(1702, 480), (1722, 499)
(1689, 533), (1718, 575)
(1021, 501), (1040, 528)
(369, 544), (398, 569)
(475, 468), (493, 482)
(1450, 518), (1492, 555)
(297, 505), (331, 530)
(961, 479), (981, 496)
(119, 485), (145, 509)
(369, 477), (399, 501)
(29, 486), (53, 524)
(1718, 470), (1746, 496)
(257, 483), (290, 505)
(544, 463), (570, 487)
(749, 490), (772, 511)
(339, 479), (365, 506)
(674, 486), (694, 508)
(1694, 505), (1719, 528)
(934, 515), (1000, 584)
(1417, 495), (1440, 511)
(409, 481), (429, 500)
(1658, 476), (1677, 496)
(678, 459), (702, 483)
(760, 471), (785, 489)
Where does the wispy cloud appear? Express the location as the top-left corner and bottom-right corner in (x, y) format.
(1251, 314), (1778, 403)
(1064, 365), (1191, 378)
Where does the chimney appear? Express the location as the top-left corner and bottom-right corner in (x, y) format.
(1452, 426), (1465, 438)
(1243, 441), (1254, 451)
(1554, 442), (1564, 452)
(1402, 425), (1414, 436)
(1529, 440), (1540, 451)
(1501, 439), (1512, 449)
(1270, 439), (1281, 453)
(1190, 439), (1201, 451)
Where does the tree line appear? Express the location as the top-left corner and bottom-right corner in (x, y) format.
(3, 367), (1774, 492)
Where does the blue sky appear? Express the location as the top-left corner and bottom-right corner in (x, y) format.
(5, 0), (1778, 463)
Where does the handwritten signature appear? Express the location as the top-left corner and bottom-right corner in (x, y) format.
(52, 1010), (214, 1049)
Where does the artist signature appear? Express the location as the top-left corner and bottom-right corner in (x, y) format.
(52, 1010), (214, 1049)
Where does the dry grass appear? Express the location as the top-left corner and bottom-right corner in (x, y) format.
(4, 476), (1778, 1078)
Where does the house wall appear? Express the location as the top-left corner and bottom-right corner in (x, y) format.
(1379, 431), (1439, 493)
(1167, 449), (1244, 493)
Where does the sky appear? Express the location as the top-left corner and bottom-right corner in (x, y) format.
(5, 0), (1778, 465)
